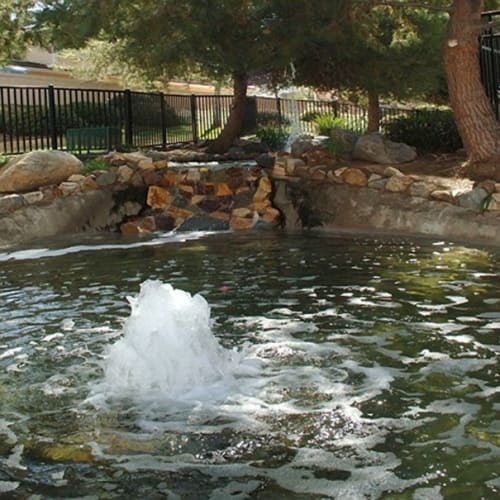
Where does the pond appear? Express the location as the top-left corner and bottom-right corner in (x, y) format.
(0, 231), (498, 499)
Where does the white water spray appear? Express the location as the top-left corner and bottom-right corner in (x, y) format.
(95, 280), (245, 404)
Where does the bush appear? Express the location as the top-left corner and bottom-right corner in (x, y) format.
(313, 114), (347, 135)
(381, 109), (462, 153)
(255, 124), (289, 151)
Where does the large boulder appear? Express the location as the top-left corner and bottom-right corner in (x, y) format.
(330, 128), (360, 157)
(353, 132), (417, 164)
(0, 150), (83, 193)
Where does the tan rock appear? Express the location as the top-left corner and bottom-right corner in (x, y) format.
(262, 207), (281, 225)
(59, 181), (80, 196)
(67, 174), (86, 183)
(235, 186), (250, 194)
(230, 212), (258, 231)
(117, 165), (134, 183)
(179, 184), (194, 195)
(120, 216), (156, 235)
(163, 172), (183, 187)
(383, 166), (404, 177)
(191, 194), (206, 205)
(137, 158), (155, 171)
(210, 210), (231, 221)
(153, 159), (168, 169)
(0, 151), (83, 193)
(22, 191), (44, 205)
(147, 185), (172, 209)
(285, 157), (306, 175)
(431, 189), (453, 203)
(167, 206), (194, 220)
(81, 176), (99, 191)
(122, 152), (150, 165)
(251, 199), (272, 213)
(342, 168), (368, 187)
(216, 183), (233, 196)
(232, 207), (252, 218)
(486, 193), (500, 211)
(409, 181), (436, 198)
(385, 174), (413, 193)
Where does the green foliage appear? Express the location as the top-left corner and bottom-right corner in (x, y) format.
(255, 124), (289, 151)
(82, 158), (109, 173)
(256, 111), (289, 127)
(0, 154), (9, 167)
(381, 109), (462, 153)
(313, 114), (347, 135)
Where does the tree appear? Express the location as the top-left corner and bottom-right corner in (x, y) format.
(443, 0), (500, 174)
(293, 2), (448, 131)
(0, 1), (37, 64)
(35, 0), (332, 153)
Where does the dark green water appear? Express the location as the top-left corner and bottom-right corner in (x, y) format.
(0, 231), (498, 499)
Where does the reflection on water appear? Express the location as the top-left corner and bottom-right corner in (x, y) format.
(0, 232), (498, 498)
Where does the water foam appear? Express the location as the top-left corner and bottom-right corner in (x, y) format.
(91, 280), (247, 405)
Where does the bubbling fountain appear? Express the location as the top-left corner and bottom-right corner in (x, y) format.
(91, 280), (248, 405)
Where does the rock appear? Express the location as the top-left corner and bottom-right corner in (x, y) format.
(147, 185), (172, 209)
(186, 169), (201, 182)
(230, 212), (258, 230)
(342, 168), (368, 187)
(142, 169), (163, 186)
(409, 181), (436, 198)
(272, 163), (286, 176)
(22, 191), (44, 205)
(383, 166), (404, 177)
(177, 215), (230, 232)
(256, 153), (275, 169)
(290, 135), (315, 157)
(310, 167), (327, 182)
(117, 165), (135, 183)
(0, 194), (25, 214)
(96, 170), (117, 187)
(486, 193), (500, 211)
(457, 187), (488, 210)
(67, 174), (85, 183)
(0, 151), (82, 193)
(477, 179), (496, 194)
(327, 170), (344, 184)
(385, 174), (413, 193)
(431, 189), (454, 203)
(329, 128), (360, 156)
(120, 216), (156, 235)
(353, 132), (417, 164)
(154, 213), (176, 231)
(59, 181), (80, 196)
(301, 147), (335, 167)
(285, 158), (306, 176)
(253, 177), (272, 202)
(261, 207), (281, 225)
(216, 183), (232, 196)
(81, 176), (99, 191)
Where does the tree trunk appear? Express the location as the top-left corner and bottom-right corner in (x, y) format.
(367, 89), (380, 133)
(207, 72), (248, 154)
(443, 0), (500, 169)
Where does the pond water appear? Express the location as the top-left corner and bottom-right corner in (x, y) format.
(0, 231), (498, 499)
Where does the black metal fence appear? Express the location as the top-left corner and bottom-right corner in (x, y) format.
(480, 10), (500, 120)
(0, 84), (433, 155)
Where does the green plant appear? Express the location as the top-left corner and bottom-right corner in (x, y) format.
(255, 124), (289, 151)
(0, 154), (9, 167)
(82, 158), (109, 173)
(381, 109), (462, 153)
(313, 114), (347, 135)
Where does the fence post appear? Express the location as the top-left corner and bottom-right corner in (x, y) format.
(124, 89), (133, 146)
(276, 97), (282, 131)
(47, 85), (58, 150)
(160, 92), (167, 147)
(190, 94), (198, 142)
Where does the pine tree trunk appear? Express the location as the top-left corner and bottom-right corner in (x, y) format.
(443, 0), (500, 170)
(367, 90), (380, 133)
(207, 72), (248, 154)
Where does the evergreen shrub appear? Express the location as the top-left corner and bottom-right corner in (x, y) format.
(382, 109), (462, 153)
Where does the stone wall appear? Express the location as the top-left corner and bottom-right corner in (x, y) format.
(0, 150), (280, 248)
